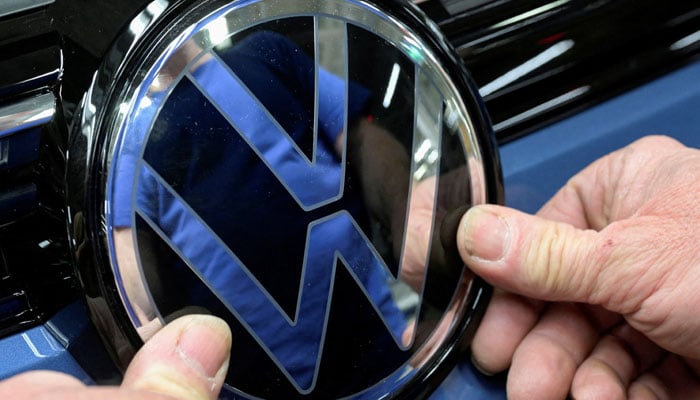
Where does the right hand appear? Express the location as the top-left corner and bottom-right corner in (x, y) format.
(460, 136), (700, 399)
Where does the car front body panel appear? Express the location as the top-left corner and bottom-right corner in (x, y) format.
(0, 0), (698, 398)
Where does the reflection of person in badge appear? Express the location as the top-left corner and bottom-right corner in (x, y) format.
(111, 30), (428, 394)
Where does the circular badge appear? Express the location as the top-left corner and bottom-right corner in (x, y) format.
(69, 0), (502, 398)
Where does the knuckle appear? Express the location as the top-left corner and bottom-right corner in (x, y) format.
(633, 134), (678, 149)
(523, 221), (584, 298)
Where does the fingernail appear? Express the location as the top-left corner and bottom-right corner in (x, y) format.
(176, 316), (231, 380)
(461, 206), (510, 262)
(471, 354), (495, 376)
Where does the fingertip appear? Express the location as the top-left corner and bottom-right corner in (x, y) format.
(507, 303), (598, 400)
(628, 374), (668, 400)
(458, 205), (512, 266)
(507, 347), (573, 400)
(571, 359), (627, 400)
(125, 314), (232, 400)
(175, 315), (232, 381)
(461, 203), (606, 304)
(470, 354), (497, 376)
(470, 291), (543, 375)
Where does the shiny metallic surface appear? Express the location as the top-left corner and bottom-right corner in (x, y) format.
(0, 0), (695, 397)
(0, 0), (54, 19)
(501, 59), (700, 214)
(0, 0), (90, 369)
(67, 0), (499, 398)
(0, 46), (62, 100)
(0, 93), (55, 139)
(420, 0), (700, 143)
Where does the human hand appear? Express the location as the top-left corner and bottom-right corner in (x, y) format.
(459, 136), (700, 399)
(0, 315), (231, 400)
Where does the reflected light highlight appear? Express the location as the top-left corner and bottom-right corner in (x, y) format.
(480, 39), (574, 97)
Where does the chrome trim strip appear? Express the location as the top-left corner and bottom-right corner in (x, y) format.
(0, 93), (55, 139)
(0, 0), (55, 19)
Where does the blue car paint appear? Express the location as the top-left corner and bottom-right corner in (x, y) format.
(0, 59), (698, 398)
(502, 60), (700, 214)
(0, 324), (92, 383)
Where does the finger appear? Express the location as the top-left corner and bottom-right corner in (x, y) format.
(458, 202), (676, 313)
(571, 324), (665, 400)
(460, 202), (696, 324)
(123, 314), (232, 400)
(629, 370), (668, 400)
(0, 372), (175, 400)
(506, 303), (599, 400)
(458, 204), (606, 302)
(471, 290), (543, 374)
(469, 169), (605, 375)
(629, 355), (700, 400)
(0, 371), (84, 399)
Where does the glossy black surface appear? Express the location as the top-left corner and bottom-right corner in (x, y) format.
(0, 0), (149, 377)
(420, 0), (700, 143)
(67, 1), (500, 397)
(0, 0), (696, 392)
(0, 3), (72, 338)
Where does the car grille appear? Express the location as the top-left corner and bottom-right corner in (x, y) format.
(0, 1), (78, 338)
(0, 0), (698, 341)
(419, 0), (700, 143)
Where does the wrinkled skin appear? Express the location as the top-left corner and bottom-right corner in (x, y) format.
(459, 136), (700, 399)
(0, 315), (231, 400)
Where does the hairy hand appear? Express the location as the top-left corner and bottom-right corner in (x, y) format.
(460, 136), (700, 399)
(0, 315), (231, 400)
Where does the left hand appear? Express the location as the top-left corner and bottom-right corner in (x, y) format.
(0, 315), (231, 400)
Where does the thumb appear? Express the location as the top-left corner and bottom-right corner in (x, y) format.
(122, 315), (232, 400)
(458, 204), (604, 304)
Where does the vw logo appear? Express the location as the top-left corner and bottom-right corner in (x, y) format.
(71, 0), (500, 398)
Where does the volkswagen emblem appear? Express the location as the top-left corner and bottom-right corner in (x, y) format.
(68, 0), (502, 398)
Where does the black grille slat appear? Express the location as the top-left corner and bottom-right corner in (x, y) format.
(420, 0), (700, 143)
(0, 275), (37, 337)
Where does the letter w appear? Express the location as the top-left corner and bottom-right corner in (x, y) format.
(136, 164), (404, 393)
(187, 50), (346, 211)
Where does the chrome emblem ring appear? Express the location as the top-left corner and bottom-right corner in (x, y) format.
(68, 0), (501, 398)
